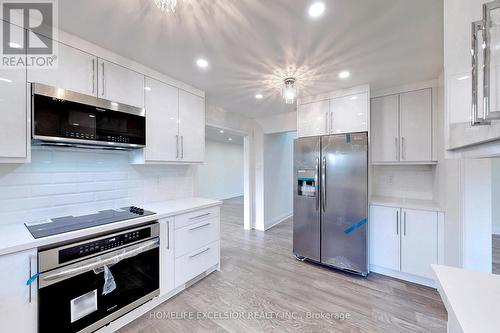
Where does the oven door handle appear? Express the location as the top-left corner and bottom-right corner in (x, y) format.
(40, 238), (159, 284)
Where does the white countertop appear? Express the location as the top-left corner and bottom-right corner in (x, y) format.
(432, 265), (500, 333)
(370, 196), (443, 212)
(0, 197), (222, 257)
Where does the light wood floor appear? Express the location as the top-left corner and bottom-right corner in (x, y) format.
(493, 235), (500, 275)
(119, 196), (447, 333)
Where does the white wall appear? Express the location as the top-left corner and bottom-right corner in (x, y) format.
(262, 131), (296, 230)
(197, 140), (244, 200)
(0, 147), (195, 226)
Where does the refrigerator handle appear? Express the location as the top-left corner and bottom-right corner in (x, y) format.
(315, 158), (320, 211)
(322, 156), (326, 212)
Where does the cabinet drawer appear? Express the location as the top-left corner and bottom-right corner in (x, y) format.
(175, 218), (219, 258)
(175, 241), (219, 287)
(175, 206), (220, 230)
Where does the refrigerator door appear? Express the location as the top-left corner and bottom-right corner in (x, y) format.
(293, 136), (321, 261)
(321, 132), (368, 275)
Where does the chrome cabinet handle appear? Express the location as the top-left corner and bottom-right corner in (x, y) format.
(101, 61), (105, 96)
(471, 20), (490, 125)
(176, 135), (179, 159)
(396, 210), (399, 235)
(166, 221), (170, 250)
(330, 111), (333, 132)
(321, 157), (326, 212)
(482, 2), (500, 121)
(28, 255), (35, 303)
(189, 213), (211, 221)
(395, 137), (399, 161)
(404, 211), (407, 236)
(189, 222), (211, 231)
(315, 158), (320, 211)
(401, 137), (406, 160)
(91, 59), (95, 94)
(189, 247), (210, 259)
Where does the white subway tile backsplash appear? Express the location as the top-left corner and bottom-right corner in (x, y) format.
(0, 147), (195, 225)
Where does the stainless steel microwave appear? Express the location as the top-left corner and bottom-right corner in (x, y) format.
(31, 83), (146, 150)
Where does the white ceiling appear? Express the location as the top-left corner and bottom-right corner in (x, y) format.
(59, 0), (443, 118)
(206, 125), (244, 145)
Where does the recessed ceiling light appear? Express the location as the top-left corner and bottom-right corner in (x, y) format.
(144, 86), (152, 91)
(196, 58), (209, 69)
(228, 138), (233, 141)
(308, 2), (326, 18)
(255, 94), (263, 99)
(339, 71), (350, 79)
(219, 130), (225, 134)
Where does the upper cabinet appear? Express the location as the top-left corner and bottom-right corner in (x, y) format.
(133, 78), (205, 164)
(444, 0), (500, 153)
(28, 42), (97, 96)
(178, 90), (205, 163)
(297, 86), (369, 138)
(144, 77), (179, 162)
(0, 22), (29, 163)
(297, 100), (329, 137)
(330, 92), (369, 134)
(371, 88), (435, 164)
(97, 59), (145, 109)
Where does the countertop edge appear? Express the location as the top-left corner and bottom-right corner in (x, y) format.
(370, 196), (444, 212)
(0, 198), (222, 257)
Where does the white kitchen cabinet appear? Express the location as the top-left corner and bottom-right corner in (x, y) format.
(98, 59), (145, 108)
(400, 209), (438, 280)
(297, 100), (329, 137)
(370, 204), (441, 285)
(28, 41), (97, 96)
(160, 218), (175, 296)
(371, 94), (399, 163)
(369, 205), (400, 271)
(371, 88), (434, 164)
(400, 89), (432, 162)
(174, 208), (220, 287)
(178, 90), (205, 162)
(144, 77), (179, 162)
(0, 23), (28, 163)
(0, 249), (37, 333)
(330, 93), (368, 134)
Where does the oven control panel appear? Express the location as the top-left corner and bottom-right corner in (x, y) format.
(59, 227), (152, 264)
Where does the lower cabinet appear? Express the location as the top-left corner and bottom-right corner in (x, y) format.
(370, 205), (441, 282)
(174, 207), (220, 287)
(0, 248), (37, 333)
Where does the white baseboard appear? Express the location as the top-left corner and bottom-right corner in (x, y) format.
(370, 265), (436, 288)
(264, 213), (293, 231)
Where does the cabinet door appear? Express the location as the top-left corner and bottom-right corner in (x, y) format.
(28, 41), (97, 96)
(178, 90), (205, 162)
(369, 205), (400, 271)
(144, 77), (179, 162)
(297, 100), (329, 137)
(0, 23), (27, 161)
(160, 219), (175, 296)
(371, 95), (399, 163)
(98, 59), (145, 108)
(400, 89), (432, 162)
(401, 209), (438, 279)
(330, 93), (368, 134)
(0, 249), (37, 333)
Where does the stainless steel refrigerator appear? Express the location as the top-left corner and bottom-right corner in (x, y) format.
(293, 132), (368, 276)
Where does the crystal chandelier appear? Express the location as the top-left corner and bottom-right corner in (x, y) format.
(154, 0), (181, 13)
(282, 77), (298, 104)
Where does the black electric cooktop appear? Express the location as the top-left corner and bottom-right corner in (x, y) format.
(25, 206), (156, 239)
